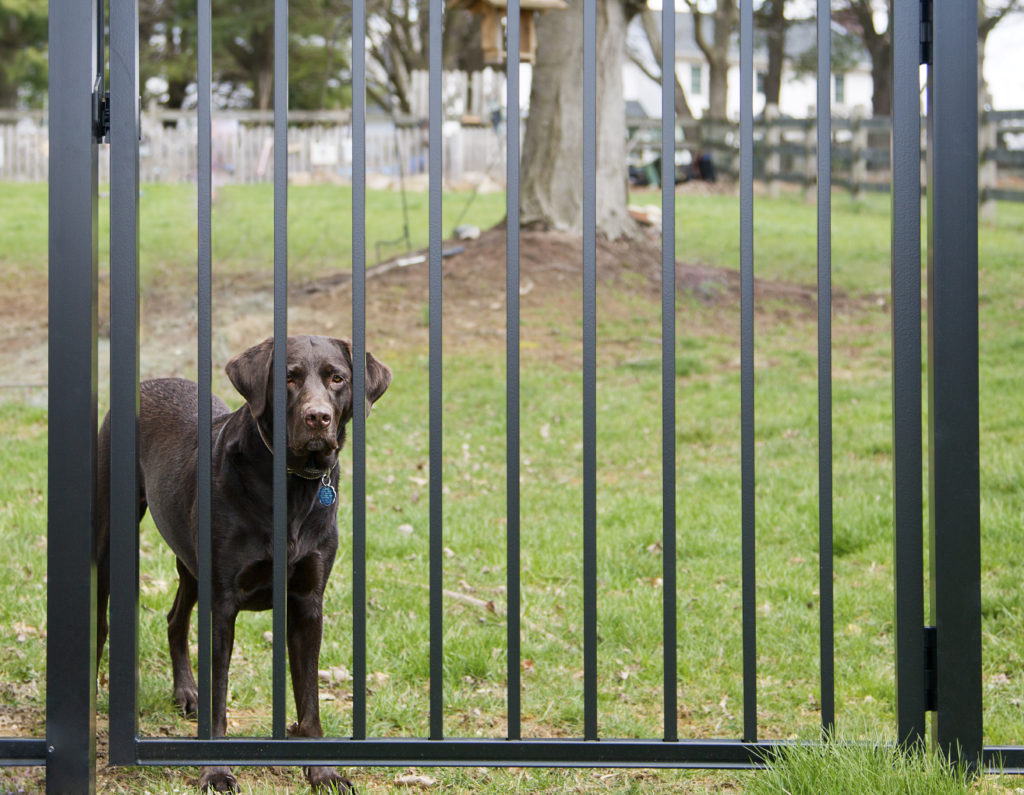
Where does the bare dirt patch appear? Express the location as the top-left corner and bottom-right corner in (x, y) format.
(0, 224), (874, 397)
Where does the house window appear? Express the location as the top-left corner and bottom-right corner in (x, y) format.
(756, 71), (766, 95)
(690, 64), (702, 96)
(834, 73), (846, 104)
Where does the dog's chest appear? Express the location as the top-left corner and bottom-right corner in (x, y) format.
(231, 513), (332, 609)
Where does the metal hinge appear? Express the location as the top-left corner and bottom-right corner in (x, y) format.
(924, 625), (937, 711)
(920, 0), (933, 66)
(92, 77), (110, 143)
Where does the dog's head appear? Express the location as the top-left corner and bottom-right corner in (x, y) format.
(226, 335), (392, 477)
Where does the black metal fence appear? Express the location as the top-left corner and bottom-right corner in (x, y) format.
(1, 0), (1017, 791)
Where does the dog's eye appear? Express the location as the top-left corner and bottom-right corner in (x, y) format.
(332, 374), (345, 384)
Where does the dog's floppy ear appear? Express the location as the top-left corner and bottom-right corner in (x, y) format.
(331, 338), (392, 417)
(225, 337), (275, 419)
(365, 351), (392, 413)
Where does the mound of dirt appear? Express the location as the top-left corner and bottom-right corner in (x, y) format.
(292, 223), (853, 349)
(0, 224), (864, 392)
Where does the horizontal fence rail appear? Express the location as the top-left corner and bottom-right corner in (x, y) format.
(3, 0), (1011, 788)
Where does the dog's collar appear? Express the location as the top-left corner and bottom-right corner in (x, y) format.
(254, 417), (337, 481)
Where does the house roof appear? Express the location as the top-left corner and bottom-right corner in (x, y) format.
(625, 99), (649, 119)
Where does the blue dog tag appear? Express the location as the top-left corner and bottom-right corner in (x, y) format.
(318, 475), (337, 507)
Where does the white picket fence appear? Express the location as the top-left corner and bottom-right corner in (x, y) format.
(0, 105), (508, 187)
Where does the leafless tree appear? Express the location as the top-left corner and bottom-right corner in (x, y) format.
(626, 7), (697, 131)
(979, 0), (1022, 98)
(365, 0), (484, 115)
(684, 0), (738, 121)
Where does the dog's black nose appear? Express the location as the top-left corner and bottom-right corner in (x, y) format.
(304, 408), (331, 429)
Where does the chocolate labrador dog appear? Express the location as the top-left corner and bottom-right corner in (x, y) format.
(96, 335), (391, 793)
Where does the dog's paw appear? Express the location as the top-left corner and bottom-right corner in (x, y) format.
(199, 765), (238, 793)
(305, 765), (354, 793)
(174, 684), (199, 718)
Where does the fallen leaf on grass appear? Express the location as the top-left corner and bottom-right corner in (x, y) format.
(395, 773), (438, 787)
(13, 622), (39, 642)
(318, 666), (352, 683)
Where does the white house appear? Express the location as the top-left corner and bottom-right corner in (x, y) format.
(623, 10), (875, 121)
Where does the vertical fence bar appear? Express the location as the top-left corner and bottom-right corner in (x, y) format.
(506, 0), (523, 742)
(272, 0), (290, 742)
(352, 0), (368, 742)
(890, 0), (926, 748)
(738, 0), (757, 744)
(108, 0), (142, 765)
(927, 0), (981, 765)
(581, 0), (599, 744)
(816, 0), (835, 736)
(95, 0), (104, 98)
(196, 0), (214, 741)
(428, 0), (444, 742)
(660, 0), (677, 745)
(46, 0), (99, 788)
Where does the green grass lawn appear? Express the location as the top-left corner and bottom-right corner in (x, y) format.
(1, 181), (1023, 792)
(0, 182), (508, 283)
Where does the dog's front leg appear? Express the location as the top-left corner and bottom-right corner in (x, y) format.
(288, 591), (353, 793)
(199, 603), (239, 793)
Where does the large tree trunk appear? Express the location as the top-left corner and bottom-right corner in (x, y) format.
(977, 0), (1024, 98)
(757, 0), (787, 108)
(867, 41), (891, 116)
(0, 73), (17, 108)
(706, 55), (729, 120)
(520, 0), (638, 239)
(834, 0), (891, 116)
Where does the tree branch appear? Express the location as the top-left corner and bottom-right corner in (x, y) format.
(684, 0), (715, 63)
(980, 0), (1022, 38)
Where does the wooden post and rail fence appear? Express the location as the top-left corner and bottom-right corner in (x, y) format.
(3, 106), (1022, 215)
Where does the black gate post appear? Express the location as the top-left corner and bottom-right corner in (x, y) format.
(107, 0), (142, 765)
(46, 0), (100, 789)
(926, 0), (982, 766)
(890, 0), (926, 749)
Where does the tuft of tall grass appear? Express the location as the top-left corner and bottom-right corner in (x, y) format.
(748, 738), (985, 795)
